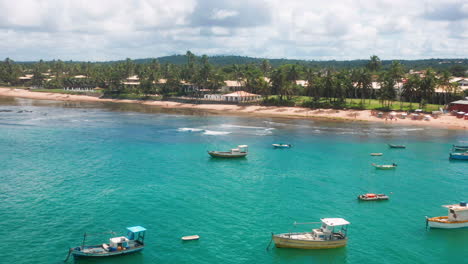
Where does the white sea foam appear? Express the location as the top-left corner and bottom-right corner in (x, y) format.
(203, 130), (232, 135)
(221, 124), (275, 130)
(177, 127), (204, 132)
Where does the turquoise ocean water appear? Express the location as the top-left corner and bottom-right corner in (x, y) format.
(0, 96), (467, 264)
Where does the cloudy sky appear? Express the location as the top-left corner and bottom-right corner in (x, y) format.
(0, 0), (466, 61)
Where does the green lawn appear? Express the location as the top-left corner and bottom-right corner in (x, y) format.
(264, 96), (442, 112)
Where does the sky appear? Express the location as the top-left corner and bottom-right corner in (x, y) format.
(0, 0), (466, 61)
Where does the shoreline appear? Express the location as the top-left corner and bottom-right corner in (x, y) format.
(1, 87), (467, 130)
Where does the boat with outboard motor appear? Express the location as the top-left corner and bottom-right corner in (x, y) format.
(426, 202), (468, 229)
(208, 145), (248, 158)
(272, 218), (350, 249)
(65, 226), (146, 260)
(358, 193), (389, 201)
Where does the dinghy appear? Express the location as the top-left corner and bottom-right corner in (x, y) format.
(372, 163), (397, 169)
(272, 144), (292, 148)
(388, 144), (406, 149)
(182, 235), (200, 241)
(370, 153), (383, 156)
(452, 145), (468, 151)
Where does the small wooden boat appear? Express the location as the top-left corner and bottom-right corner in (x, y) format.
(452, 145), (468, 151)
(66, 226), (146, 260)
(449, 152), (468, 160)
(272, 143), (292, 148)
(370, 153), (383, 156)
(426, 202), (468, 229)
(272, 218), (350, 249)
(388, 144), (406, 149)
(358, 193), (389, 201)
(182, 235), (200, 241)
(372, 163), (397, 169)
(208, 145), (248, 158)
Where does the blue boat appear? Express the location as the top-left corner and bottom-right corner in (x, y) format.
(449, 152), (468, 160)
(65, 226), (146, 260)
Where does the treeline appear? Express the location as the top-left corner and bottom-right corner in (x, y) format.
(0, 52), (466, 109)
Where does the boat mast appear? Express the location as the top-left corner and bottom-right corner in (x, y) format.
(81, 233), (87, 248)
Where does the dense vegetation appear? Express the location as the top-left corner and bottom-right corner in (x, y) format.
(1, 52), (467, 111)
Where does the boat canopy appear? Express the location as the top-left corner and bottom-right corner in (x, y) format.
(126, 226), (146, 233)
(321, 218), (350, 226)
(238, 145), (248, 148)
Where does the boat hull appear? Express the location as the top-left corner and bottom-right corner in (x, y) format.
(358, 195), (389, 201)
(272, 235), (347, 249)
(71, 246), (144, 258)
(449, 153), (468, 160)
(273, 144), (291, 148)
(388, 145), (406, 149)
(208, 151), (247, 158)
(373, 166), (396, 170)
(427, 217), (468, 229)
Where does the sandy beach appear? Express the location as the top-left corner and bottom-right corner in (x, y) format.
(1, 87), (467, 130)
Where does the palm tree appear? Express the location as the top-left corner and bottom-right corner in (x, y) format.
(401, 75), (420, 110)
(367, 55), (381, 72)
(418, 69), (437, 109)
(438, 71), (452, 105)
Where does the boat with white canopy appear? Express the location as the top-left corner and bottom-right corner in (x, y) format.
(272, 218), (350, 249)
(426, 202), (468, 229)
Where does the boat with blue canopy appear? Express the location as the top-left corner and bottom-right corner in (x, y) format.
(65, 226), (146, 260)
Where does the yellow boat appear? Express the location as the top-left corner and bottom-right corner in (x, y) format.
(272, 218), (350, 249)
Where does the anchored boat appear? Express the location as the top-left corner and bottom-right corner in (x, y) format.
(272, 218), (350, 249)
(449, 152), (468, 160)
(372, 163), (397, 169)
(208, 145), (248, 158)
(66, 226), (146, 260)
(388, 144), (406, 149)
(272, 144), (292, 148)
(370, 153), (383, 156)
(426, 202), (468, 229)
(452, 145), (468, 151)
(358, 193), (389, 201)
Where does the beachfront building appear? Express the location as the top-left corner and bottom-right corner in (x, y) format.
(223, 91), (262, 102)
(448, 99), (468, 113)
(18, 74), (33, 84)
(122, 75), (140, 86)
(203, 91), (262, 102)
(221, 80), (243, 92)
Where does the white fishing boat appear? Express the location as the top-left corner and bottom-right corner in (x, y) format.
(372, 163), (397, 169)
(208, 145), (248, 158)
(370, 153), (383, 156)
(426, 202), (468, 229)
(272, 143), (292, 148)
(272, 218), (350, 249)
(65, 226), (146, 261)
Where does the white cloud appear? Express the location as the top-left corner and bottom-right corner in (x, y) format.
(0, 0), (465, 61)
